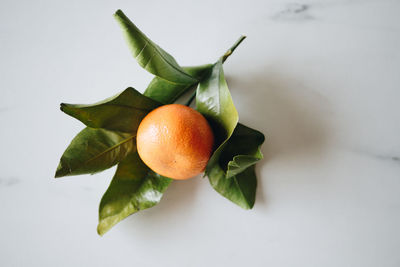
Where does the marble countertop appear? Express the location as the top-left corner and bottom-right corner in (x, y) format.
(1, 0), (399, 266)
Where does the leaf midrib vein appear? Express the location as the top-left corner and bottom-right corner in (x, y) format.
(85, 135), (136, 165)
(132, 25), (196, 82)
(76, 103), (158, 112)
(233, 176), (251, 209)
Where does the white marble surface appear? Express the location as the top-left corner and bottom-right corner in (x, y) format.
(1, 0), (400, 266)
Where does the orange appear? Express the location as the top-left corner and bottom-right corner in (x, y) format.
(136, 104), (214, 180)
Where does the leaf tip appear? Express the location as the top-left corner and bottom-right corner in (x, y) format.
(54, 168), (63, 178)
(59, 103), (66, 112)
(114, 9), (123, 17)
(54, 161), (68, 178)
(114, 9), (126, 22)
(59, 103), (75, 115)
(246, 202), (255, 210)
(97, 224), (106, 236)
(238, 200), (254, 210)
(97, 220), (113, 236)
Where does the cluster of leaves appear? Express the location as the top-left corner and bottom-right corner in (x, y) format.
(55, 10), (265, 235)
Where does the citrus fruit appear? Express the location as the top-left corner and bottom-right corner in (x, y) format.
(136, 104), (214, 180)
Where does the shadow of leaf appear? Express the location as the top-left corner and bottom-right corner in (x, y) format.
(227, 69), (331, 207)
(117, 175), (202, 238)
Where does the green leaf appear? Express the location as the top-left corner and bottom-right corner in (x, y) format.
(144, 64), (212, 104)
(55, 128), (135, 178)
(221, 123), (265, 178)
(208, 164), (257, 210)
(97, 152), (172, 235)
(205, 123), (264, 209)
(196, 59), (239, 146)
(114, 10), (197, 85)
(60, 87), (161, 133)
(195, 59), (264, 209)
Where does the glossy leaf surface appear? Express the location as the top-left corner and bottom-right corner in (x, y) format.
(205, 123), (264, 209)
(196, 60), (262, 209)
(221, 123), (265, 178)
(60, 87), (161, 133)
(208, 164), (257, 210)
(98, 152), (172, 235)
(55, 128), (135, 178)
(114, 10), (197, 85)
(196, 59), (239, 146)
(144, 64), (212, 104)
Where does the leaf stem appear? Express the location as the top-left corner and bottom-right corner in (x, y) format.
(221, 35), (246, 63)
(185, 35), (246, 107)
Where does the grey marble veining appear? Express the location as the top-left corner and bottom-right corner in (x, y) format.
(272, 3), (314, 21)
(351, 148), (400, 165)
(0, 176), (21, 186)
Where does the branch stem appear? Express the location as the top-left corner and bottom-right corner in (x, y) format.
(185, 35), (246, 107)
(221, 35), (246, 63)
